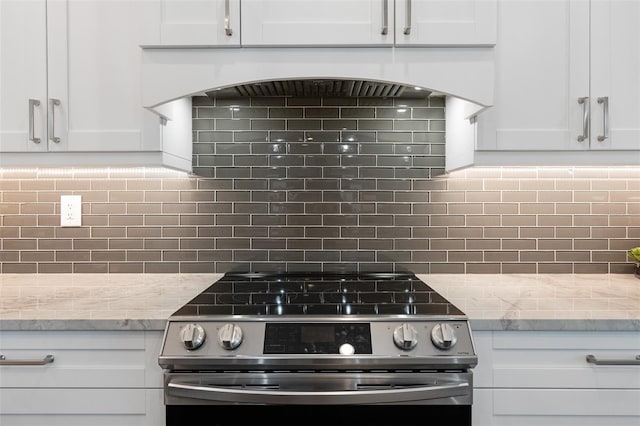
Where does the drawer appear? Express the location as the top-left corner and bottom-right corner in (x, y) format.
(473, 388), (640, 426)
(0, 388), (146, 415)
(0, 330), (159, 388)
(489, 331), (640, 389)
(0, 388), (164, 426)
(494, 388), (640, 417)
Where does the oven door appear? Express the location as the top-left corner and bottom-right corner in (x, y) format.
(164, 371), (473, 425)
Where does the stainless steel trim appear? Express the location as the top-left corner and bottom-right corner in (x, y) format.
(167, 373), (471, 405)
(224, 0), (232, 36)
(381, 0), (389, 35)
(577, 96), (589, 142)
(0, 354), (55, 366)
(169, 314), (468, 323)
(49, 98), (61, 143)
(597, 96), (609, 142)
(403, 0), (412, 35)
(28, 99), (41, 144)
(160, 354), (478, 372)
(586, 354), (640, 366)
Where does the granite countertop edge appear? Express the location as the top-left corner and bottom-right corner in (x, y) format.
(0, 319), (169, 331)
(469, 318), (640, 332)
(2, 318), (639, 332)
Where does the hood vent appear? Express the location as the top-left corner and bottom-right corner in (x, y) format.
(207, 79), (431, 99)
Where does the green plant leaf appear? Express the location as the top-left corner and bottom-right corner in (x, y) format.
(628, 247), (640, 261)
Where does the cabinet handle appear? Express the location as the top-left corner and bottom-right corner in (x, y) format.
(49, 98), (61, 143)
(586, 354), (640, 366)
(577, 96), (589, 142)
(381, 0), (388, 35)
(403, 0), (412, 35)
(0, 354), (55, 366)
(29, 99), (41, 144)
(224, 0), (232, 36)
(597, 96), (609, 142)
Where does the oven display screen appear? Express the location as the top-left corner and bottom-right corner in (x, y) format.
(301, 326), (334, 343)
(264, 323), (372, 354)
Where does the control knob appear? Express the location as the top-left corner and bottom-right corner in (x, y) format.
(431, 323), (457, 350)
(393, 323), (418, 350)
(180, 323), (206, 350)
(217, 323), (243, 350)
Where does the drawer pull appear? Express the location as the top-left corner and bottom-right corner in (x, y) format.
(403, 0), (412, 35)
(381, 0), (389, 35)
(224, 0), (232, 36)
(49, 99), (61, 143)
(29, 99), (41, 143)
(577, 96), (589, 142)
(0, 354), (55, 366)
(586, 354), (640, 366)
(596, 96), (609, 142)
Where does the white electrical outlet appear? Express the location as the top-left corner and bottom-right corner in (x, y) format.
(60, 195), (82, 227)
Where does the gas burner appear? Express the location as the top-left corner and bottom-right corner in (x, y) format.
(171, 272), (465, 317)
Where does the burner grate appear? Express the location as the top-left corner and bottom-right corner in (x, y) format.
(172, 273), (464, 317)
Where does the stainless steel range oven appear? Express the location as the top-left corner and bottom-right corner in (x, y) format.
(158, 272), (477, 426)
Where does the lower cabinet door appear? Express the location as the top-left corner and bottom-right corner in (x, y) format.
(494, 388), (640, 417)
(0, 388), (164, 426)
(474, 388), (640, 426)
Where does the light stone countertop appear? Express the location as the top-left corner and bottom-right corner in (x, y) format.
(0, 273), (222, 331)
(420, 274), (640, 331)
(0, 273), (638, 331)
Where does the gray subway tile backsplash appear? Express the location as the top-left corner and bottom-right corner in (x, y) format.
(1, 95), (639, 274)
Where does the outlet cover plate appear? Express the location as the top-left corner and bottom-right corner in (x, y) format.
(60, 195), (82, 227)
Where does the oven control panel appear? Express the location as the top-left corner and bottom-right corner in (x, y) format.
(162, 319), (476, 365)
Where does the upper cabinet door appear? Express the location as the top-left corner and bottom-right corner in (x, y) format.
(241, 0), (393, 46)
(477, 0), (639, 155)
(395, 0), (497, 46)
(0, 0), (48, 152)
(47, 0), (160, 152)
(142, 0), (240, 46)
(589, 0), (640, 151)
(476, 0), (590, 151)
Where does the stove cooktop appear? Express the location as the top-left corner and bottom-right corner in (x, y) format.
(171, 272), (465, 317)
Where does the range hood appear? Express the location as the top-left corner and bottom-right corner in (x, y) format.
(142, 47), (494, 173)
(141, 47), (494, 109)
(207, 79), (431, 99)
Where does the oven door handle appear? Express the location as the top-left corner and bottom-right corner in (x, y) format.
(167, 379), (470, 405)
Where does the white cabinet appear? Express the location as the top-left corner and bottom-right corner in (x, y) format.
(242, 0), (497, 47)
(0, 330), (164, 426)
(0, 0), (186, 168)
(472, 330), (640, 426)
(475, 0), (640, 162)
(241, 0), (394, 46)
(141, 0), (240, 47)
(0, 0), (48, 152)
(148, 0), (497, 47)
(476, 0), (589, 152)
(394, 0), (496, 46)
(47, 0), (160, 153)
(589, 0), (640, 151)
